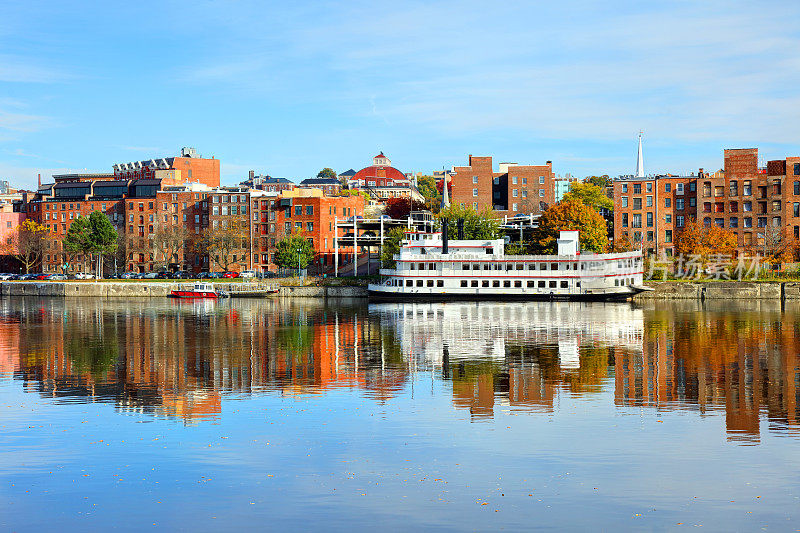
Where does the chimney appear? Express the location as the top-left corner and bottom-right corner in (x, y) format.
(441, 217), (449, 254)
(249, 170), (255, 180)
(37, 173), (41, 188)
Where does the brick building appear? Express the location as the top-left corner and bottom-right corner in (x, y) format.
(450, 155), (555, 215)
(613, 147), (800, 258)
(612, 174), (699, 256)
(112, 147), (220, 189)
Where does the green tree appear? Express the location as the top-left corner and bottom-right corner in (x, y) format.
(534, 197), (608, 253)
(586, 175), (611, 188)
(416, 175), (441, 212)
(274, 232), (315, 271)
(380, 227), (406, 268)
(317, 167), (337, 179)
(563, 182), (613, 212)
(88, 211), (118, 277)
(64, 216), (93, 273)
(436, 204), (500, 240)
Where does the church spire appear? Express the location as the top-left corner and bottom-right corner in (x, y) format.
(636, 131), (645, 178)
(440, 172), (450, 210)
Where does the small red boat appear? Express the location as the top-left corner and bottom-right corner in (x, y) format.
(170, 282), (223, 299)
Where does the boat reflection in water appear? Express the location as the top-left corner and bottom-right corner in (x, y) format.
(1, 297), (800, 442)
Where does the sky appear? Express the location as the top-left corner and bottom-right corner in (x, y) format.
(1, 0), (799, 190)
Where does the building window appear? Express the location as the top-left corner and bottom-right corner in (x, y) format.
(676, 198), (684, 210)
(306, 205), (313, 216)
(730, 217), (738, 228)
(512, 189), (518, 197)
(646, 182), (652, 192)
(665, 230), (672, 243)
(664, 198), (671, 208)
(730, 181), (738, 196)
(472, 176), (478, 184)
(730, 201), (738, 212)
(633, 183), (641, 194)
(512, 203), (518, 211)
(646, 231), (653, 241)
(295, 206), (302, 216)
(646, 212), (653, 227)
(632, 214), (642, 228)
(621, 197), (628, 207)
(743, 217), (752, 228)
(665, 183), (671, 192)
(306, 222), (313, 231)
(622, 184), (628, 193)
(539, 176), (545, 184)
(646, 196), (652, 207)
(743, 201), (752, 212)
(512, 176), (518, 184)
(633, 198), (642, 210)
(473, 188), (478, 197)
(665, 214), (671, 223)
(773, 200), (782, 212)
(539, 190), (544, 197)
(676, 215), (684, 227)
(676, 183), (684, 195)
(743, 181), (752, 196)
(622, 213), (628, 227)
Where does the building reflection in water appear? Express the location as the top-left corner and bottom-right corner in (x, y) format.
(0, 297), (799, 442)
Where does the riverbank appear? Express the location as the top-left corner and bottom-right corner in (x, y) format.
(3, 280), (800, 301)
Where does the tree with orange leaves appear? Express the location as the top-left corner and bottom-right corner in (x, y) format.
(534, 197), (608, 253)
(674, 220), (737, 262)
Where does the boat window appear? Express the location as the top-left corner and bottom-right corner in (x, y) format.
(549, 281), (557, 288)
(492, 280), (500, 287)
(573, 263), (578, 270)
(516, 264), (524, 270)
(462, 264), (470, 270)
(538, 280), (546, 288)
(436, 280), (444, 287)
(539, 263), (547, 270)
(527, 280), (535, 287)
(564, 264), (570, 270)
(505, 263), (513, 271)
(528, 264), (536, 270)
(429, 263), (435, 270)
(560, 281), (568, 288)
(471, 280), (478, 287)
(472, 264), (480, 270)
(427, 280), (434, 287)
(576, 281), (581, 288)
(418, 263), (425, 270)
(551, 263), (558, 270)
(483, 264), (490, 270)
(503, 280), (511, 288)
(460, 280), (468, 287)
(416, 280), (423, 287)
(410, 263), (415, 270)
(406, 280), (413, 286)
(482, 280), (489, 287)
(486, 248), (493, 254)
(494, 264), (502, 270)
(615, 279), (619, 286)
(514, 281), (522, 288)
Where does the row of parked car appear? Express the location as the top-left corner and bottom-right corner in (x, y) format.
(0, 269), (280, 281)
(0, 272), (95, 281)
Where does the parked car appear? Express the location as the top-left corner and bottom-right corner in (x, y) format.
(197, 271), (211, 279)
(46, 273), (68, 280)
(34, 273), (50, 280)
(74, 273), (94, 280)
(240, 270), (256, 279)
(119, 272), (136, 279)
(257, 271), (277, 279)
(20, 273), (40, 280)
(208, 272), (224, 279)
(171, 270), (191, 279)
(347, 215), (364, 222)
(154, 271), (171, 279)
(143, 272), (159, 279)
(222, 271), (239, 278)
(0, 273), (15, 280)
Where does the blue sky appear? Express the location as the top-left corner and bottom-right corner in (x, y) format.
(1, 0), (799, 189)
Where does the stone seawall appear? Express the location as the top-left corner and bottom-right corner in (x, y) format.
(635, 281), (800, 300)
(0, 282), (370, 299)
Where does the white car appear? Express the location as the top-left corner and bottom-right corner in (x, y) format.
(240, 270), (256, 279)
(0, 273), (15, 280)
(74, 273), (95, 280)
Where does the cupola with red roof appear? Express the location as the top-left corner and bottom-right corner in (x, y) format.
(350, 152), (409, 188)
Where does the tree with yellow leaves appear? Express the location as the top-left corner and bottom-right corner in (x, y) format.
(674, 220), (737, 263)
(5, 219), (52, 273)
(533, 197), (608, 253)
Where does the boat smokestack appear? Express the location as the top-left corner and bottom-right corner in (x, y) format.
(441, 217), (449, 254)
(457, 219), (464, 240)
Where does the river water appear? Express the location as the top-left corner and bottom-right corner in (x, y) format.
(1, 297), (799, 531)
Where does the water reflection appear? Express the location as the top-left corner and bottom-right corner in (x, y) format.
(1, 297), (799, 442)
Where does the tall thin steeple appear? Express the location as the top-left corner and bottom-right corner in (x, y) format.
(636, 131), (645, 178)
(440, 172), (450, 210)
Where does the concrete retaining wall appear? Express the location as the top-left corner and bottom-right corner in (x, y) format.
(635, 281), (791, 300)
(0, 282), (370, 299)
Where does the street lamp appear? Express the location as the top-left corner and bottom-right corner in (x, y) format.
(296, 247), (302, 279)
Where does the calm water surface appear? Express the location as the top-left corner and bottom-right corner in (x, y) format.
(1, 297), (799, 531)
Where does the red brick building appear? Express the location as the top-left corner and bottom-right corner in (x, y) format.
(113, 147), (220, 189)
(450, 155), (555, 215)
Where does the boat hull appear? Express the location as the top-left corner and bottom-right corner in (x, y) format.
(169, 290), (219, 299)
(367, 286), (647, 302)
